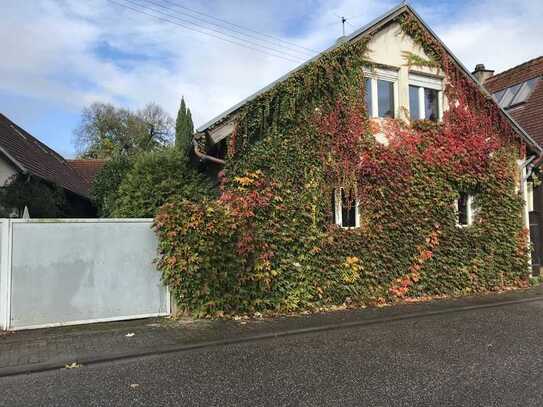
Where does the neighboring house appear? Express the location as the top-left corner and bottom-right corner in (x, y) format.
(474, 57), (543, 275)
(0, 113), (101, 217)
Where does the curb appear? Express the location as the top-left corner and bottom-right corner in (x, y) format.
(1, 294), (542, 378)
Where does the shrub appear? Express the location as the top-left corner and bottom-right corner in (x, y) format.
(113, 149), (215, 218)
(90, 155), (133, 217)
(0, 174), (67, 218)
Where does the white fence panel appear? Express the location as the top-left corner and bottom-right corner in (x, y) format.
(0, 219), (169, 330)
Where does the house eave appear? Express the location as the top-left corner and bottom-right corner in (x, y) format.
(0, 145), (27, 175)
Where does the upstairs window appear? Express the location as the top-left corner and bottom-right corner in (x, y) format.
(455, 193), (474, 227)
(409, 85), (420, 120)
(364, 69), (398, 119)
(364, 78), (372, 115)
(424, 88), (439, 121)
(377, 80), (395, 118)
(333, 188), (359, 229)
(409, 74), (443, 122)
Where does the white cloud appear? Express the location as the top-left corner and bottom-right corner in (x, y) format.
(434, 0), (543, 73)
(0, 0), (541, 154)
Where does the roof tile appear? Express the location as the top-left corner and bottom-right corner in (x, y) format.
(484, 56), (543, 146)
(0, 113), (89, 197)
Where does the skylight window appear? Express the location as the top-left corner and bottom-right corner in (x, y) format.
(492, 77), (539, 109)
(493, 89), (506, 104)
(511, 78), (538, 105)
(499, 83), (522, 107)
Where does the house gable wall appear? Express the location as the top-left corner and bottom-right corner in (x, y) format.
(364, 21), (448, 121)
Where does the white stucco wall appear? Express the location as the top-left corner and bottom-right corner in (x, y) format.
(365, 21), (447, 122)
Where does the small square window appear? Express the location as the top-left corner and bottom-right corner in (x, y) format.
(377, 79), (395, 118)
(455, 193), (474, 227)
(333, 188), (359, 229)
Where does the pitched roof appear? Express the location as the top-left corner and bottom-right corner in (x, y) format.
(196, 3), (542, 156)
(484, 56), (543, 146)
(0, 113), (89, 197)
(68, 159), (107, 195)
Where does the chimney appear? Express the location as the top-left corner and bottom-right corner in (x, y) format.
(472, 64), (494, 84)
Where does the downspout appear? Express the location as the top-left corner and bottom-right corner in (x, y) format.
(519, 154), (538, 278)
(192, 139), (226, 166)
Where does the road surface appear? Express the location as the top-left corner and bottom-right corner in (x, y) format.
(1, 297), (543, 406)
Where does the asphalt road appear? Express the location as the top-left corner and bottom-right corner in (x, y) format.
(2, 298), (543, 406)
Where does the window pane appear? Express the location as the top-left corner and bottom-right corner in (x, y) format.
(511, 78), (538, 106)
(331, 190), (337, 224)
(457, 194), (469, 226)
(341, 189), (357, 228)
(500, 83), (522, 108)
(424, 88), (439, 121)
(377, 79), (394, 118)
(493, 89), (506, 104)
(364, 78), (372, 115)
(409, 85), (420, 120)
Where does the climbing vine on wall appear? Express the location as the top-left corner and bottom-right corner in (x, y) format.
(155, 12), (529, 317)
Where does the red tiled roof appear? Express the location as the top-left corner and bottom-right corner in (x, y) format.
(485, 56), (543, 146)
(0, 113), (89, 197)
(68, 159), (106, 194)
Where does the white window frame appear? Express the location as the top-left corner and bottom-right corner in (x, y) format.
(364, 68), (399, 119)
(334, 188), (360, 229)
(454, 194), (474, 228)
(409, 73), (444, 122)
(527, 181), (534, 213)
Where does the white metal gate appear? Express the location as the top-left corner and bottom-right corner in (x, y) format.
(0, 219), (170, 330)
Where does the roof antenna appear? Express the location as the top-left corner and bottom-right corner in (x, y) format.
(334, 14), (349, 37)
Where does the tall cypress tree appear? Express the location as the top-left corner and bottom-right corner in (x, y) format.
(175, 97), (194, 152)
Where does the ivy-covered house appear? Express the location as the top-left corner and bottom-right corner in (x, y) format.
(156, 4), (543, 317)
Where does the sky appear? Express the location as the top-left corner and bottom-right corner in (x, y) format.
(1, 0), (542, 158)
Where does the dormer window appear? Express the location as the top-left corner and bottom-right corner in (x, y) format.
(408, 73), (443, 122)
(364, 69), (399, 119)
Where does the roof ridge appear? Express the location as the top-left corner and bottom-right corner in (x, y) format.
(486, 55), (543, 83)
